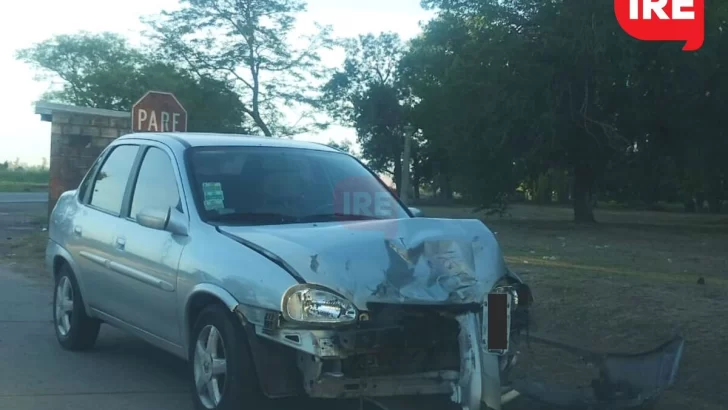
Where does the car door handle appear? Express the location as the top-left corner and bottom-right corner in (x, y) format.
(73, 226), (82, 236)
(115, 237), (126, 251)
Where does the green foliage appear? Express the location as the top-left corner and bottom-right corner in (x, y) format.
(144, 0), (334, 136)
(400, 9), (529, 206)
(322, 32), (409, 190)
(17, 32), (250, 134)
(404, 0), (728, 219)
(325, 139), (354, 155)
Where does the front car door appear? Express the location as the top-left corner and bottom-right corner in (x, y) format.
(72, 143), (141, 315)
(109, 142), (188, 347)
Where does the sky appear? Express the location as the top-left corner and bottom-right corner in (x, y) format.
(0, 0), (433, 166)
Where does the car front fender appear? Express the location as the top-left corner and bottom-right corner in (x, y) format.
(182, 283), (240, 350)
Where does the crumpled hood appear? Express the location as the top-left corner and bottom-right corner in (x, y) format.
(219, 218), (509, 308)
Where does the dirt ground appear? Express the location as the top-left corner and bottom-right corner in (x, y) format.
(422, 204), (728, 410)
(0, 202), (48, 278)
(2, 202), (726, 409)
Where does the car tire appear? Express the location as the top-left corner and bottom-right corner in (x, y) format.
(190, 304), (264, 410)
(53, 265), (101, 350)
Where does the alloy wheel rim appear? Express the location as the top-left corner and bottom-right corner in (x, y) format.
(193, 324), (228, 409)
(54, 276), (74, 337)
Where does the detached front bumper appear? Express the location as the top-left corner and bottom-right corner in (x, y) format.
(512, 334), (685, 410)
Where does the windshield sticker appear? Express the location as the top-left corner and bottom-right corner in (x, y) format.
(204, 199), (225, 210)
(202, 182), (225, 210)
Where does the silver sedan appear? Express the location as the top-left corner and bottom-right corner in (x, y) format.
(46, 132), (684, 410)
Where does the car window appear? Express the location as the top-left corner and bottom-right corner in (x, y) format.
(129, 147), (181, 220)
(88, 145), (139, 215)
(78, 155), (104, 203)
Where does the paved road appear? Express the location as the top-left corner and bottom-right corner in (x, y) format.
(0, 265), (425, 410)
(0, 268), (194, 410)
(0, 268), (388, 410)
(0, 192), (47, 204)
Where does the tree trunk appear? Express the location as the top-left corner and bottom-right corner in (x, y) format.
(393, 160), (402, 196)
(683, 196), (696, 213)
(411, 148), (420, 201)
(440, 174), (453, 200)
(436, 173), (445, 199)
(708, 197), (722, 213)
(695, 192), (706, 212)
(554, 170), (570, 204)
(708, 177), (723, 214)
(251, 109), (272, 136)
(534, 173), (551, 204)
(572, 164), (596, 223)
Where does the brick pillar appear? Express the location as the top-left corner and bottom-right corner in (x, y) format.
(35, 102), (131, 215)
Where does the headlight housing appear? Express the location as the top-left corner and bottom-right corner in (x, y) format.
(282, 284), (358, 325)
(492, 274), (532, 308)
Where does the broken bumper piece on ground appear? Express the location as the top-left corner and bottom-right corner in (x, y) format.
(513, 334), (685, 410)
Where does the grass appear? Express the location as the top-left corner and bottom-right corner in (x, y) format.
(421, 204), (728, 410)
(0, 181), (49, 192)
(0, 168), (49, 192)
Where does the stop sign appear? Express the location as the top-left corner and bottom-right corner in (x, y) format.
(132, 91), (188, 133)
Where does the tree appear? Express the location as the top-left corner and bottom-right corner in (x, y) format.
(17, 32), (250, 134)
(415, 0), (643, 222)
(401, 10), (529, 206)
(322, 32), (410, 192)
(17, 32), (146, 108)
(144, 0), (334, 137)
(414, 0), (728, 219)
(325, 139), (354, 155)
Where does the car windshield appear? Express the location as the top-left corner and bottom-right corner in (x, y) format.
(187, 145), (409, 225)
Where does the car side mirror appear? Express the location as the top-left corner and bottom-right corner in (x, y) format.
(408, 207), (424, 218)
(136, 207), (188, 236)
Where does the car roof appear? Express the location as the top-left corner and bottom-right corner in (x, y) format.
(117, 132), (340, 153)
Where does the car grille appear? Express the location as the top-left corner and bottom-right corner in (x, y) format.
(340, 305), (462, 378)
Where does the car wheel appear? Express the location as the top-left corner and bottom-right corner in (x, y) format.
(53, 265), (101, 350)
(190, 304), (263, 410)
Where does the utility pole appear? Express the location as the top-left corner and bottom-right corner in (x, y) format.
(401, 125), (414, 205)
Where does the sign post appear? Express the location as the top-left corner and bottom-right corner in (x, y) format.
(131, 91), (188, 132)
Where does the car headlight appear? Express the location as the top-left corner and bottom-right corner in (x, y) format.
(282, 284), (358, 325)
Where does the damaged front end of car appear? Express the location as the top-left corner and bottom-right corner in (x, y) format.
(235, 278), (535, 409)
(239, 282), (683, 410)
(227, 219), (684, 410)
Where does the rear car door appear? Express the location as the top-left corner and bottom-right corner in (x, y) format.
(109, 143), (188, 345)
(73, 144), (141, 314)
